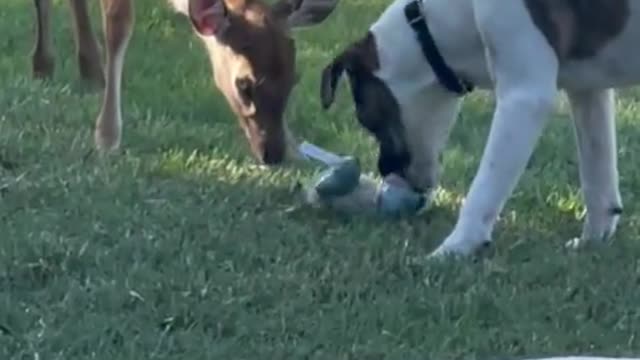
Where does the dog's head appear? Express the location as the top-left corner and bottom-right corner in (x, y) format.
(320, 31), (462, 192)
(187, 0), (339, 165)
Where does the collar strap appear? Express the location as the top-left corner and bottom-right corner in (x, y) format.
(404, 0), (474, 95)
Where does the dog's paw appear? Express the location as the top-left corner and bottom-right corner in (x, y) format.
(427, 234), (492, 261)
(565, 237), (585, 250)
(566, 208), (621, 250)
(409, 242), (491, 267)
(565, 236), (611, 250)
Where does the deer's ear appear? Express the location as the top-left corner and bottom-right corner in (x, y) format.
(272, 0), (339, 29)
(188, 0), (230, 37)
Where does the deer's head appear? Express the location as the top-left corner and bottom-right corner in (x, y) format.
(187, 0), (339, 164)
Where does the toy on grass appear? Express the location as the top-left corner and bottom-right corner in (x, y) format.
(297, 141), (431, 217)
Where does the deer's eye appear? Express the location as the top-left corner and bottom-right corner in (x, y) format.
(235, 77), (254, 106)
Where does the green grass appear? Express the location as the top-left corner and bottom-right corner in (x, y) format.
(2, 0), (640, 358)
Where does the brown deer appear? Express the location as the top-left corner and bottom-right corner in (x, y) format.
(30, 0), (339, 164)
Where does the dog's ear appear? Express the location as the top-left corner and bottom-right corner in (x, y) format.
(320, 53), (348, 109)
(320, 32), (378, 110)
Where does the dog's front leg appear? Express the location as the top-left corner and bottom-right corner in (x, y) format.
(566, 89), (622, 249)
(429, 3), (560, 258)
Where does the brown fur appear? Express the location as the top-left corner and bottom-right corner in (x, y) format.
(30, 0), (338, 164)
(201, 0), (298, 163)
(32, 0), (133, 151)
(524, 0), (630, 60)
(187, 0), (338, 163)
(95, 0), (134, 150)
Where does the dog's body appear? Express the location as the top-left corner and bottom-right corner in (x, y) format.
(321, 0), (639, 258)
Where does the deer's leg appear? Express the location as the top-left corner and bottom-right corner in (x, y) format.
(95, 0), (133, 151)
(68, 0), (105, 86)
(32, 0), (55, 79)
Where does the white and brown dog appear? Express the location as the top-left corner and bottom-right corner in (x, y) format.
(320, 0), (638, 258)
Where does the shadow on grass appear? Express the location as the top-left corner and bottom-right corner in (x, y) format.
(2, 142), (639, 359)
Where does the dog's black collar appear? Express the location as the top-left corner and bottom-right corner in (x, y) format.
(404, 0), (474, 95)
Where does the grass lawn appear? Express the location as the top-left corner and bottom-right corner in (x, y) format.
(2, 0), (640, 358)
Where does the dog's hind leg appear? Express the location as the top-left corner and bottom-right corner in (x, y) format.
(566, 88), (622, 248)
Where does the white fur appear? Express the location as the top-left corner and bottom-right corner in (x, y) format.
(167, 0), (189, 15)
(367, 0), (640, 258)
(565, 88), (622, 249)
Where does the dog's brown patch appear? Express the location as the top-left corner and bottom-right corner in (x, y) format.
(524, 0), (630, 60)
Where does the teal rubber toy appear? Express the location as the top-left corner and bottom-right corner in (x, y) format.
(298, 141), (429, 217)
(376, 175), (428, 217)
(313, 156), (361, 198)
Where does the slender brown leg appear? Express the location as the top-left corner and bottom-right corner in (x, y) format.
(94, 0), (133, 151)
(32, 0), (55, 79)
(68, 0), (105, 86)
